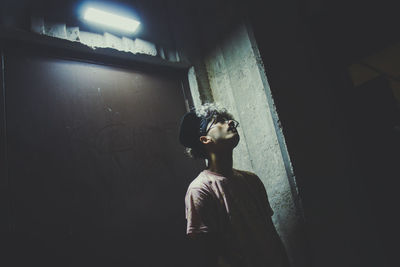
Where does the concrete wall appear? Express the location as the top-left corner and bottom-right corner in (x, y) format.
(244, 1), (398, 266)
(3, 0), (397, 266)
(204, 22), (305, 266)
(169, 1), (307, 265)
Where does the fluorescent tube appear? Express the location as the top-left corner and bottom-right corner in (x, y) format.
(84, 7), (140, 33)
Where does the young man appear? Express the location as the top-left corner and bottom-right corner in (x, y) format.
(179, 103), (290, 267)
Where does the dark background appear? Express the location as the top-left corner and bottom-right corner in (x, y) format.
(1, 0), (399, 266)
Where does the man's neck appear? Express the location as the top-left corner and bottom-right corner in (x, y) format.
(207, 150), (234, 177)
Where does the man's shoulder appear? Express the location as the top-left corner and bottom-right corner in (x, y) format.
(187, 170), (212, 191)
(234, 169), (264, 187)
(185, 171), (217, 201)
(234, 169), (258, 179)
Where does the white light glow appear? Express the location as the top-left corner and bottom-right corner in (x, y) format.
(84, 7), (140, 33)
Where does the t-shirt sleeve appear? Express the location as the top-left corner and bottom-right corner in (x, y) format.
(185, 186), (218, 235)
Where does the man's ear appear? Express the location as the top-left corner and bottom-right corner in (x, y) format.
(199, 135), (212, 145)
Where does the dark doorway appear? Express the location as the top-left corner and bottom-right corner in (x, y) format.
(2, 49), (203, 267)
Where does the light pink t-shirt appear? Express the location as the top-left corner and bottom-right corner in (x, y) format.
(185, 169), (289, 267)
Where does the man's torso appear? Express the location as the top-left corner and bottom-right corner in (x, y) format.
(185, 169), (289, 267)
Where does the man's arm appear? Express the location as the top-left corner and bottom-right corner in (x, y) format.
(185, 184), (220, 267)
(187, 233), (218, 267)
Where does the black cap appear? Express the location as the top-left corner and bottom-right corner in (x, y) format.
(179, 112), (202, 148)
(179, 110), (217, 148)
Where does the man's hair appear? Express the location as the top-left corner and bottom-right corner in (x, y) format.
(185, 103), (234, 159)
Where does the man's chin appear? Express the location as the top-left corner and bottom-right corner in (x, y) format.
(219, 133), (240, 148)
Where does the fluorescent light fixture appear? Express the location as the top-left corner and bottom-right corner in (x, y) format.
(84, 7), (140, 33)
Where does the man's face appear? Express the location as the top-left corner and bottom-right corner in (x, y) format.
(205, 115), (240, 149)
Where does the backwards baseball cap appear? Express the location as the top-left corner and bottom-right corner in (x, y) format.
(178, 111), (215, 148)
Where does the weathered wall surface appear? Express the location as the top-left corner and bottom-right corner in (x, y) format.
(3, 0), (396, 266)
(203, 22), (305, 266)
(169, 1), (307, 265)
(244, 1), (398, 266)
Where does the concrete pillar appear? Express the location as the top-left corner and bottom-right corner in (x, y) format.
(201, 21), (305, 266)
(165, 1), (307, 265)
